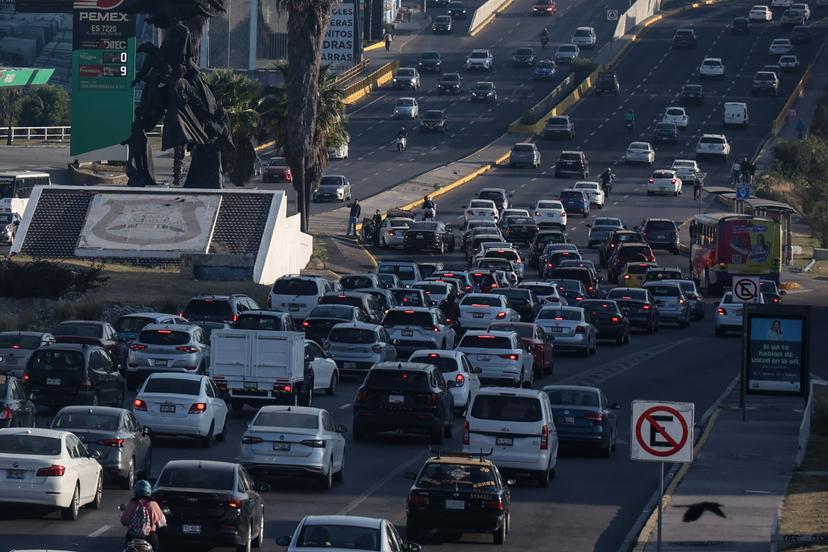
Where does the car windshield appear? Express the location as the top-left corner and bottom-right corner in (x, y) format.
(471, 395), (543, 422)
(54, 323), (102, 338)
(158, 466), (234, 490)
(559, 45), (576, 53)
(538, 61), (555, 69)
(436, 15), (451, 23)
(516, 48), (533, 55)
(0, 334), (42, 348)
(470, 51), (488, 59)
(28, 350), (84, 372)
(537, 308), (581, 321)
(417, 462), (498, 490)
(328, 327), (377, 344)
(441, 74), (460, 82)
(545, 388), (600, 407)
(297, 525), (381, 551)
(383, 310), (433, 327)
(52, 412), (120, 431)
(236, 315), (286, 331)
(421, 52), (439, 59)
(253, 411), (318, 429)
(397, 69), (414, 77)
(0, 434), (61, 455)
(397, 98), (416, 107)
(143, 378), (201, 395)
(138, 329), (191, 346)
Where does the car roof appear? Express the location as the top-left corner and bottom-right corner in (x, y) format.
(54, 406), (126, 417)
(37, 343), (94, 353)
(302, 515), (384, 529)
(542, 384), (601, 393)
(473, 386), (547, 398)
(57, 320), (106, 326)
(238, 310), (288, 318)
(462, 330), (517, 339)
(372, 361), (434, 372)
(409, 349), (466, 360)
(426, 454), (495, 466)
(330, 321), (381, 331)
(0, 330), (51, 337)
(160, 459), (238, 472)
(141, 323), (198, 332)
(0, 427), (69, 439)
(255, 405), (322, 416)
(145, 372), (205, 382)
(117, 312), (180, 319)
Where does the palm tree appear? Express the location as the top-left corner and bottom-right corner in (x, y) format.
(205, 69), (263, 185)
(275, 0), (337, 232)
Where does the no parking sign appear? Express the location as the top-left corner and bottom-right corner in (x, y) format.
(630, 400), (694, 463)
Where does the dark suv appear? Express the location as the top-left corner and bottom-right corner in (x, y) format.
(437, 72), (463, 94)
(353, 362), (455, 443)
(671, 28), (697, 48)
(730, 17), (750, 34)
(554, 150), (589, 178)
(653, 122), (679, 144)
(53, 320), (125, 369)
(594, 71), (620, 96)
(24, 343), (125, 409)
(790, 25), (812, 44)
(752, 71), (779, 96)
(680, 83), (704, 105)
(639, 218), (680, 254)
(417, 51), (443, 72)
(182, 294), (261, 324)
(420, 110), (448, 133)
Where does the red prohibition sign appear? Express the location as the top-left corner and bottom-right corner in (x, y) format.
(635, 405), (689, 457)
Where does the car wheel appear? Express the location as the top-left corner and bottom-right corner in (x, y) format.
(202, 421), (215, 448)
(536, 464), (550, 487)
(616, 334), (624, 345)
(216, 418), (227, 442)
(326, 370), (338, 395)
(334, 454), (344, 482)
(493, 515), (507, 544)
(320, 459), (334, 490)
(120, 458), (135, 490)
(236, 520), (252, 552)
(61, 483), (81, 521)
(253, 512), (265, 548)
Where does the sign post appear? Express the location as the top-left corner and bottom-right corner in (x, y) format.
(631, 400), (695, 552)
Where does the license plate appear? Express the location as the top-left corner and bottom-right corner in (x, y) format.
(496, 437), (513, 446)
(46, 378), (60, 385)
(472, 313), (484, 318)
(160, 404), (175, 413)
(155, 359), (167, 367)
(289, 304), (300, 312)
(389, 394), (404, 404)
(402, 330), (414, 336)
(344, 362), (356, 369)
(445, 499), (465, 510)
(273, 442), (290, 451)
(182, 524), (201, 535)
(6, 469), (24, 479)
(478, 354), (490, 361)
(550, 327), (563, 333)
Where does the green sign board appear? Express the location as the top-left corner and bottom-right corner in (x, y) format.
(0, 67), (54, 87)
(70, 0), (136, 159)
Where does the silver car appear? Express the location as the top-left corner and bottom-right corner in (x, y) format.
(312, 175), (352, 202)
(125, 323), (210, 388)
(642, 281), (690, 327)
(324, 322), (396, 377)
(50, 405), (152, 489)
(664, 279), (705, 320)
(535, 305), (597, 355)
(0, 331), (55, 377)
(509, 143), (541, 168)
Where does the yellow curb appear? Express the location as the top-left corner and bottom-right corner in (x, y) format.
(362, 244), (379, 268)
(780, 281), (801, 290)
(468, 0), (515, 37)
(344, 61), (398, 105)
(364, 41), (385, 52)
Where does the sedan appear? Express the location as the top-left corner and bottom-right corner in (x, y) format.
(572, 26), (597, 48)
(607, 287), (660, 333)
(263, 157), (292, 183)
(239, 405), (346, 489)
(277, 515), (418, 552)
(393, 97), (419, 119)
(312, 174), (352, 202)
(509, 142), (541, 168)
(464, 199), (499, 223)
(699, 57), (725, 78)
(0, 331), (55, 377)
(778, 54), (800, 71)
(534, 305), (597, 356)
(403, 221), (456, 253)
(0, 374), (35, 429)
(573, 181), (605, 208)
(780, 8), (805, 25)
(409, 349), (481, 412)
(471, 81), (498, 102)
(647, 169), (682, 196)
(0, 427), (103, 520)
(488, 321), (554, 376)
(132, 373), (229, 447)
(625, 142), (655, 165)
(305, 340), (340, 394)
(458, 294), (519, 330)
(748, 5), (773, 20)
(378, 216), (414, 248)
(715, 291), (764, 336)
(437, 72), (463, 94)
(769, 38), (793, 54)
(578, 300), (630, 345)
(587, 217), (624, 248)
(533, 200), (567, 228)
(543, 385), (619, 456)
(419, 110), (448, 133)
(534, 59), (557, 80)
(653, 122), (679, 144)
(50, 405), (151, 489)
(512, 47), (536, 66)
(555, 43), (580, 63)
(662, 106), (689, 128)
(680, 83), (704, 105)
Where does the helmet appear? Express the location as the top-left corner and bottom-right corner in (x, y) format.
(133, 479), (152, 498)
(126, 539), (154, 552)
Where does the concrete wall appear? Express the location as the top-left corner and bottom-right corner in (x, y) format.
(468, 0), (512, 36)
(254, 196), (313, 285)
(613, 0), (661, 38)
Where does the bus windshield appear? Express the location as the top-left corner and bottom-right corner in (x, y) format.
(0, 172), (51, 199)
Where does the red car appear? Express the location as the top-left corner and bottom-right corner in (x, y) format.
(262, 157), (293, 183)
(608, 242), (656, 283)
(532, 0), (557, 15)
(488, 321), (554, 377)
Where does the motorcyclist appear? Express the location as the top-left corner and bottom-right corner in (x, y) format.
(540, 28), (550, 47)
(624, 109), (636, 131)
(600, 167), (614, 195)
(397, 127), (407, 150)
(439, 294), (461, 325)
(422, 195), (436, 220)
(120, 480), (166, 551)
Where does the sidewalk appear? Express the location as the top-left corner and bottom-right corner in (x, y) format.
(636, 385), (805, 552)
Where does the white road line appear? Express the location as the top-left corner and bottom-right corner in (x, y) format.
(338, 403), (352, 410)
(338, 454), (424, 516)
(88, 525), (111, 538)
(623, 195), (629, 199)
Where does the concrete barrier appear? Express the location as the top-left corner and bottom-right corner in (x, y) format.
(343, 60), (399, 104)
(507, 74), (575, 133)
(468, 0), (515, 37)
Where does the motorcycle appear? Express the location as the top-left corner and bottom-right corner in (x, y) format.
(396, 135), (407, 152)
(422, 206), (436, 221)
(601, 172), (614, 196)
(361, 218), (379, 243)
(540, 35), (549, 48)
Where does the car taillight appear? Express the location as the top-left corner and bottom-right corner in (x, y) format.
(301, 439), (327, 448)
(227, 500), (241, 509)
(717, 307), (727, 315)
(490, 283), (498, 289)
(388, 229), (396, 236)
(463, 420), (470, 445)
(540, 424), (549, 450)
(129, 343), (147, 351)
(535, 211), (541, 216)
(583, 412), (604, 423)
(408, 492), (429, 506)
(36, 465), (65, 477)
(623, 274), (631, 280)
(496, 311), (507, 319)
(499, 353), (519, 361)
(0, 407), (12, 420)
(432, 325), (441, 333)
(455, 374), (465, 386)
(678, 298), (686, 304)
(98, 438), (125, 448)
(642, 304), (651, 310)
(483, 497), (504, 511)
(302, 320), (310, 327)
(241, 436), (263, 445)
(232, 314), (239, 323)
(575, 326), (586, 334)
(189, 402), (207, 414)
(465, 285), (472, 292)
(427, 394), (439, 408)
(648, 178), (654, 183)
(773, 297), (780, 303)
(79, 378), (92, 390)
(21, 372), (29, 384)
(611, 316), (621, 324)
(371, 344), (383, 353)
(133, 399), (147, 411)
(671, 178), (677, 184)
(274, 384), (292, 393)
(176, 346), (198, 353)
(356, 389), (366, 404)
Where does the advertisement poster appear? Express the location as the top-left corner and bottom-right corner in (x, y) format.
(718, 219), (782, 274)
(747, 317), (805, 393)
(321, 2), (360, 72)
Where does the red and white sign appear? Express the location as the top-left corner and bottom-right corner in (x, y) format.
(630, 400), (694, 463)
(733, 275), (761, 303)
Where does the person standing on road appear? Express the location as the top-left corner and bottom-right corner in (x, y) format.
(748, 160), (756, 185)
(346, 199), (361, 238)
(384, 31), (393, 52)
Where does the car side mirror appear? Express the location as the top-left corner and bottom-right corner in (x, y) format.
(611, 402), (622, 410)
(506, 478), (518, 486)
(404, 543), (422, 552)
(585, 223), (591, 228)
(336, 424), (348, 434)
(473, 366), (482, 374)
(404, 471), (418, 480)
(142, 426), (152, 436)
(305, 353), (314, 362)
(275, 536), (292, 547)
(88, 450), (102, 459)
(254, 482), (272, 492)
(461, 205), (467, 209)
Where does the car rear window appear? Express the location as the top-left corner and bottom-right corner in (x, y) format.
(645, 220), (677, 231)
(382, 310), (433, 327)
(626, 264), (653, 275)
(115, 317), (156, 333)
(52, 412), (120, 431)
(319, 295), (363, 310)
(560, 153), (582, 161)
(471, 395), (543, 422)
(366, 369), (429, 389)
(537, 309), (580, 321)
(411, 354), (458, 374)
(545, 389), (600, 407)
(378, 264), (416, 280)
(54, 323), (102, 338)
(548, 117), (568, 125)
(157, 466), (234, 490)
(560, 190), (583, 199)
(620, 246), (651, 259)
(513, 144), (534, 153)
(458, 335), (512, 349)
(469, 273), (496, 286)
(341, 276), (374, 290)
(253, 411), (318, 429)
(392, 290), (426, 306)
(143, 378), (201, 395)
(235, 315), (286, 331)
(309, 305), (355, 319)
(298, 525), (381, 551)
(646, 271), (682, 281)
(538, 201), (563, 209)
(580, 301), (620, 314)
(328, 328), (377, 344)
(699, 136), (724, 144)
(272, 279), (318, 296)
(184, 300), (233, 318)
(461, 295), (500, 307)
(417, 462), (498, 490)
(0, 434), (61, 455)
(478, 259), (510, 271)
(0, 334), (42, 349)
(647, 285), (681, 296)
(414, 283), (447, 295)
(28, 350), (84, 372)
(138, 329), (191, 346)
(608, 289), (648, 301)
(489, 324), (533, 338)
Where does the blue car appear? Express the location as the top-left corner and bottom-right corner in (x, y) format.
(534, 59), (557, 80)
(542, 384), (620, 456)
(559, 189), (590, 217)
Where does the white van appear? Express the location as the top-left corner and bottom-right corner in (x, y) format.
(723, 102), (749, 127)
(463, 387), (559, 486)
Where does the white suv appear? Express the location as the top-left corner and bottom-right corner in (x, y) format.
(458, 294), (520, 330)
(380, 306), (456, 358)
(409, 349), (481, 412)
(466, 49), (494, 71)
(456, 330), (533, 387)
(268, 275), (338, 320)
(463, 387), (559, 486)
(696, 134), (731, 161)
(699, 57), (725, 78)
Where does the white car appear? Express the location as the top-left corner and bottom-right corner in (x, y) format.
(696, 134), (731, 161)
(533, 200), (568, 228)
(412, 281), (454, 305)
(305, 340), (339, 395)
(769, 38), (793, 55)
(518, 280), (565, 304)
(572, 26), (597, 48)
(535, 305), (597, 355)
(238, 405), (346, 489)
(392, 67), (420, 89)
(409, 349), (481, 411)
(327, 141), (348, 160)
(555, 43), (580, 63)
(393, 97), (419, 119)
(269, 275), (335, 319)
(662, 106), (689, 129)
(0, 427), (103, 520)
(715, 291), (765, 336)
(464, 199), (499, 223)
(482, 247), (525, 278)
(458, 294), (519, 330)
(647, 169), (683, 196)
(466, 49), (494, 71)
(132, 373), (229, 447)
(749, 5), (773, 20)
(671, 159), (702, 184)
(625, 141), (655, 165)
(277, 515), (412, 552)
(573, 181), (606, 208)
(378, 217), (415, 248)
(380, 307), (456, 357)
(791, 2), (810, 19)
(778, 54), (800, 70)
(457, 330), (534, 387)
(699, 57), (725, 77)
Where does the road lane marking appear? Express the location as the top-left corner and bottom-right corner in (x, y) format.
(338, 403), (352, 410)
(337, 454), (424, 516)
(88, 525), (111, 538)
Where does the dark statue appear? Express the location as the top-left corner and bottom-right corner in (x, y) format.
(121, 0), (232, 188)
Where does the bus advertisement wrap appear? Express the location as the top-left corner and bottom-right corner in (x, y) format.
(718, 218), (781, 275)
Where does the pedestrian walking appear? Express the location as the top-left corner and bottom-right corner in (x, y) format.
(796, 118), (806, 139)
(787, 107), (797, 124)
(740, 157), (751, 185)
(731, 161), (742, 186)
(346, 199), (361, 238)
(384, 31), (392, 52)
(748, 160), (756, 184)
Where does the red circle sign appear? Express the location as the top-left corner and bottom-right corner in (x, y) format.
(634, 405), (689, 457)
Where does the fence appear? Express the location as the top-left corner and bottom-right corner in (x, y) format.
(0, 124), (164, 142)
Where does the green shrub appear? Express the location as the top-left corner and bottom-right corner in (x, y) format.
(157, 298), (180, 315)
(0, 260), (108, 299)
(771, 138), (828, 247)
(73, 301), (103, 321)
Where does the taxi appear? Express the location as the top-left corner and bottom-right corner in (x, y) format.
(617, 262), (658, 287)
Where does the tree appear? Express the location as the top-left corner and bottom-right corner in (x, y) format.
(0, 89), (23, 145)
(275, 0), (337, 233)
(18, 85), (71, 127)
(205, 69), (263, 186)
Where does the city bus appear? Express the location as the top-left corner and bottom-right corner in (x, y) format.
(0, 171), (51, 217)
(689, 213), (782, 292)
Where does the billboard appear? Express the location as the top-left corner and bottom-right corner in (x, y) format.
(744, 304), (810, 397)
(321, 2), (360, 71)
(717, 218), (782, 275)
(0, 67), (54, 87)
(70, 0), (136, 160)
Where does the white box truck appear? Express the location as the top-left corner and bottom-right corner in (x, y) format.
(210, 329), (312, 411)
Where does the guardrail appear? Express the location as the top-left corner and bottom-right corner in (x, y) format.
(0, 124), (164, 142)
(342, 60), (399, 105)
(334, 59), (370, 86)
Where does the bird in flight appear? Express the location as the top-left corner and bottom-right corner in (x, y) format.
(678, 502), (727, 522)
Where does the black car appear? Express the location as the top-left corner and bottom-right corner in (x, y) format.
(448, 0), (467, 18)
(790, 25), (812, 44)
(639, 218), (680, 253)
(594, 71), (620, 96)
(154, 460), (265, 551)
(653, 122), (679, 144)
(437, 72), (463, 94)
(404, 221), (456, 253)
(405, 453), (512, 543)
(541, 250), (582, 278)
(607, 287), (659, 333)
(23, 343), (124, 410)
(529, 230), (567, 268)
(671, 28), (697, 48)
(599, 230), (644, 267)
(182, 294), (261, 324)
(680, 83), (704, 105)
(420, 110), (448, 133)
(417, 51), (443, 72)
(0, 374), (35, 428)
(579, 300), (630, 344)
(491, 288), (541, 321)
(471, 81), (497, 102)
(318, 292), (383, 323)
(730, 16), (750, 34)
(54, 320), (125, 370)
(432, 14), (453, 33)
(512, 47), (536, 66)
(500, 215), (538, 245)
(546, 267), (598, 297)
(353, 362), (454, 442)
(554, 150), (589, 178)
(303, 305), (364, 344)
